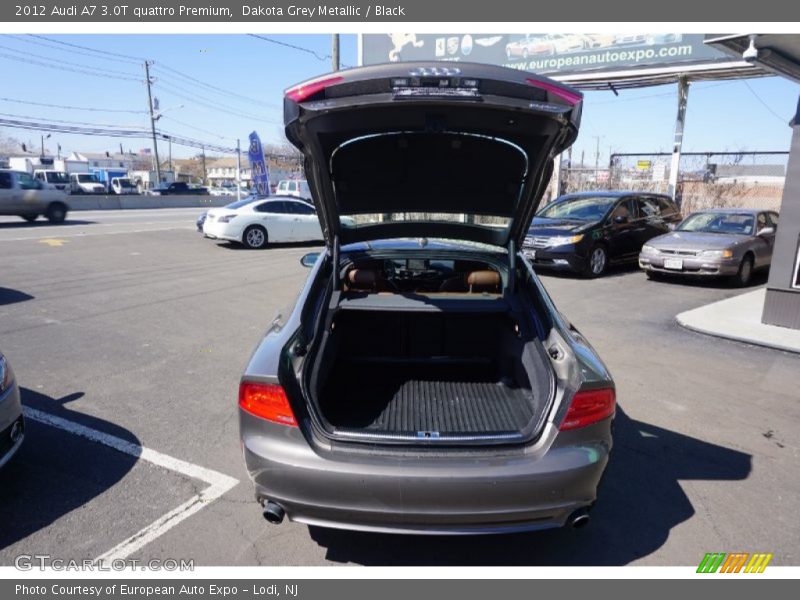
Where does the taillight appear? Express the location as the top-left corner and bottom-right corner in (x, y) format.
(559, 388), (615, 431)
(525, 78), (581, 106)
(239, 382), (298, 427)
(285, 76), (344, 102)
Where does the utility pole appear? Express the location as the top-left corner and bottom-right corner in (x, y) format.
(144, 60), (162, 184)
(201, 144), (207, 184)
(332, 34), (340, 71)
(236, 138), (242, 201)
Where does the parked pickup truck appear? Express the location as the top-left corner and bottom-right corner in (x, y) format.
(0, 169), (70, 223)
(148, 182), (209, 195)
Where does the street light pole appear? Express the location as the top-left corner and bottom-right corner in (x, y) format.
(236, 138), (242, 201)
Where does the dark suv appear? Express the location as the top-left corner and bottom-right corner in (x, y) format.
(523, 191), (682, 277)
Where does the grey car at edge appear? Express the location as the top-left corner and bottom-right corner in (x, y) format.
(238, 62), (616, 535)
(639, 208), (779, 286)
(0, 351), (24, 470)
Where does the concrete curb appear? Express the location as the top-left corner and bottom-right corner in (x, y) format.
(676, 288), (800, 354)
(66, 194), (234, 211)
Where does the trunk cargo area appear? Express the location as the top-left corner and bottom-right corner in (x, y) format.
(310, 308), (552, 443)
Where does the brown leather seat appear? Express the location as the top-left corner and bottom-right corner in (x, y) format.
(346, 269), (396, 293)
(467, 270), (501, 293)
(438, 270), (501, 293)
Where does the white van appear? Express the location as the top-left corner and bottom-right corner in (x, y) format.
(110, 177), (138, 195)
(33, 169), (71, 193)
(276, 179), (311, 199)
(70, 173), (106, 195)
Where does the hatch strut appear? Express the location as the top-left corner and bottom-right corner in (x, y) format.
(507, 239), (516, 294)
(331, 234), (340, 292)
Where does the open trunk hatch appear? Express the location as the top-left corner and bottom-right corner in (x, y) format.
(284, 62), (582, 248)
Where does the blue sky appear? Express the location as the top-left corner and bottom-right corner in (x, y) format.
(0, 34), (798, 164)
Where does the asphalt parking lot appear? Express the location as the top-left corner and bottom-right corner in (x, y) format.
(0, 208), (798, 566)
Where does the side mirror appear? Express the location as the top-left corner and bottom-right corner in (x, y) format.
(758, 227), (775, 237)
(300, 252), (320, 268)
(613, 215), (629, 224)
(35, 180), (44, 190)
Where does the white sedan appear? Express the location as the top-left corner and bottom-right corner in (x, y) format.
(202, 195), (323, 249)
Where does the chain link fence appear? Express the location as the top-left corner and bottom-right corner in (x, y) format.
(555, 151), (788, 213)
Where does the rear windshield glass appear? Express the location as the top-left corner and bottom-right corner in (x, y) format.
(537, 196), (618, 221)
(678, 212), (755, 235)
(225, 197), (261, 209)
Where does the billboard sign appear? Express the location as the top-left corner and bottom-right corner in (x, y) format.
(360, 33), (741, 80)
(248, 131), (270, 197)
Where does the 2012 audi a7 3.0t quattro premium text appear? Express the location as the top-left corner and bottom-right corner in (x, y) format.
(238, 63), (616, 534)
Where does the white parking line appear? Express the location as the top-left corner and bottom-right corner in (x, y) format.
(22, 406), (239, 564)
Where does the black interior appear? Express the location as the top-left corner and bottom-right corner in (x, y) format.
(312, 309), (551, 440)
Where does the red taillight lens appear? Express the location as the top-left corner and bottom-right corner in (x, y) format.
(239, 382), (298, 427)
(559, 388), (616, 431)
(525, 78), (581, 106)
(285, 76), (344, 102)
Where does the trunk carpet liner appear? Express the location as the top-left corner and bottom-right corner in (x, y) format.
(322, 362), (535, 435)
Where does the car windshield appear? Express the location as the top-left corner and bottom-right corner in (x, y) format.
(537, 196), (618, 221)
(77, 174), (98, 183)
(46, 172), (69, 184)
(116, 178), (133, 187)
(678, 212), (755, 235)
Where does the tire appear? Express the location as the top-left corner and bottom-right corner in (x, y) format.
(45, 203), (67, 224)
(21, 214), (38, 223)
(243, 225), (268, 249)
(584, 245), (609, 278)
(645, 270), (663, 281)
(733, 254), (754, 287)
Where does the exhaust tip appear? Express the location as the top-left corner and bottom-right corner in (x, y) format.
(569, 508), (590, 529)
(262, 501), (285, 525)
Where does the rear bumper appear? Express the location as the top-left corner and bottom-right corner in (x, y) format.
(202, 221), (242, 242)
(241, 414), (612, 534)
(639, 255), (740, 276)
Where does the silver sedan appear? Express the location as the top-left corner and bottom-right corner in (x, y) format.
(639, 208), (778, 286)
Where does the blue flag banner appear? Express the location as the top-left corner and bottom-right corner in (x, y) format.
(248, 131), (270, 196)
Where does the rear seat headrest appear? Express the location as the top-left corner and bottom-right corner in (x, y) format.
(467, 270), (501, 292)
(347, 269), (378, 289)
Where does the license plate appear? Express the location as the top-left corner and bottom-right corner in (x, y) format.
(664, 258), (683, 270)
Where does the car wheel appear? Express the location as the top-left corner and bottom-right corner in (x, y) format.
(645, 270), (663, 281)
(584, 245), (609, 278)
(243, 225), (268, 249)
(21, 214), (38, 223)
(733, 254), (754, 287)
(45, 203), (67, 224)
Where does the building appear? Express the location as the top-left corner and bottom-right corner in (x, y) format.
(68, 151), (151, 172)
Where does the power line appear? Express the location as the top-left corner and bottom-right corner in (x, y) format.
(742, 80), (790, 124)
(152, 63), (280, 109)
(9, 34), (142, 66)
(0, 50), (141, 82)
(248, 34), (354, 69)
(0, 116), (237, 153)
(27, 34), (144, 63)
(0, 95), (145, 114)
(159, 115), (231, 140)
(0, 110), (146, 128)
(0, 42), (141, 78)
(154, 80), (280, 124)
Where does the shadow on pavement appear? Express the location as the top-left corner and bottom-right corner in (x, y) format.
(307, 406), (751, 565)
(216, 241), (324, 251)
(0, 288), (34, 306)
(0, 220), (96, 229)
(0, 389), (140, 552)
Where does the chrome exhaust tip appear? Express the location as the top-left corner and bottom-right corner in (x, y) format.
(262, 501), (286, 525)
